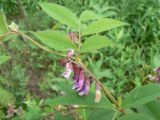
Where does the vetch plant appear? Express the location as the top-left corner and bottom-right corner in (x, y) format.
(1, 3), (160, 120)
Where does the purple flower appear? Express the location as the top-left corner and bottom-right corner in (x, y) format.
(62, 62), (72, 78)
(95, 82), (101, 103)
(148, 67), (160, 82)
(66, 49), (74, 59)
(72, 68), (85, 91)
(59, 58), (67, 67)
(78, 76), (92, 96)
(155, 75), (160, 81)
(6, 104), (17, 118)
(59, 47), (102, 102)
(154, 67), (160, 74)
(72, 63), (80, 82)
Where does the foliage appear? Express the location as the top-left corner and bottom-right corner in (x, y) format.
(0, 0), (160, 120)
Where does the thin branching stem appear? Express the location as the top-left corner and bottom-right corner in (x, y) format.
(78, 19), (81, 54)
(0, 30), (127, 115)
(0, 31), (65, 57)
(76, 60), (127, 115)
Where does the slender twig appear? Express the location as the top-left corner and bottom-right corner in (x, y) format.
(1, 31), (127, 115)
(77, 60), (127, 115)
(17, 31), (65, 57)
(0, 31), (16, 38)
(78, 19), (81, 54)
(0, 31), (65, 57)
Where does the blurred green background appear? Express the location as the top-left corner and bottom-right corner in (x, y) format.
(0, 0), (160, 119)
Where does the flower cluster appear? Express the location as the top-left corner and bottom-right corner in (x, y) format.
(6, 104), (17, 118)
(59, 48), (101, 103)
(148, 67), (160, 81)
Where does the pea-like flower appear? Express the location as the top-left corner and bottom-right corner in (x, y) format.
(78, 76), (93, 96)
(6, 104), (17, 118)
(95, 82), (101, 103)
(148, 67), (160, 82)
(154, 67), (160, 74)
(62, 62), (72, 79)
(66, 49), (74, 59)
(59, 48), (102, 103)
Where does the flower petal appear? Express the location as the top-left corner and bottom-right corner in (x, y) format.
(72, 63), (80, 82)
(66, 49), (74, 59)
(62, 62), (72, 78)
(76, 69), (85, 91)
(95, 82), (101, 103)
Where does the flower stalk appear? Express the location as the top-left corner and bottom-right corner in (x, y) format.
(0, 30), (127, 115)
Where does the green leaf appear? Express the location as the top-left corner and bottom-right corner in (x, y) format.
(23, 107), (42, 120)
(81, 35), (114, 53)
(46, 78), (113, 110)
(122, 84), (160, 108)
(32, 30), (77, 51)
(39, 3), (78, 28)
(55, 113), (73, 120)
(0, 12), (8, 34)
(80, 10), (100, 21)
(45, 92), (113, 110)
(137, 100), (160, 120)
(153, 54), (160, 67)
(82, 18), (128, 36)
(87, 109), (114, 120)
(0, 55), (11, 65)
(0, 86), (15, 107)
(119, 113), (153, 120)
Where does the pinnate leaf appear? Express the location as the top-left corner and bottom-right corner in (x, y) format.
(122, 84), (160, 108)
(45, 92), (113, 110)
(137, 100), (160, 120)
(39, 3), (78, 28)
(81, 35), (113, 53)
(119, 113), (153, 120)
(82, 18), (128, 36)
(32, 30), (77, 51)
(0, 12), (8, 34)
(80, 10), (100, 21)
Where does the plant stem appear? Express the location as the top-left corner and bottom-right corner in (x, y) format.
(17, 31), (65, 57)
(1, 31), (127, 115)
(78, 60), (127, 115)
(78, 19), (81, 54)
(0, 31), (65, 57)
(0, 31), (16, 38)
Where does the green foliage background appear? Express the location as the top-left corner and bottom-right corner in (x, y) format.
(0, 0), (160, 119)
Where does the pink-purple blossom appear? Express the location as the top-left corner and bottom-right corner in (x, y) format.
(148, 67), (160, 82)
(95, 82), (101, 103)
(59, 48), (102, 102)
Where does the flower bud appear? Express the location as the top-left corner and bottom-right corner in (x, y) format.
(66, 49), (74, 59)
(78, 76), (92, 96)
(6, 104), (17, 118)
(69, 32), (78, 43)
(72, 68), (85, 90)
(76, 69), (85, 91)
(155, 76), (160, 81)
(62, 62), (72, 78)
(148, 74), (156, 81)
(95, 82), (101, 103)
(59, 58), (67, 67)
(72, 63), (79, 82)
